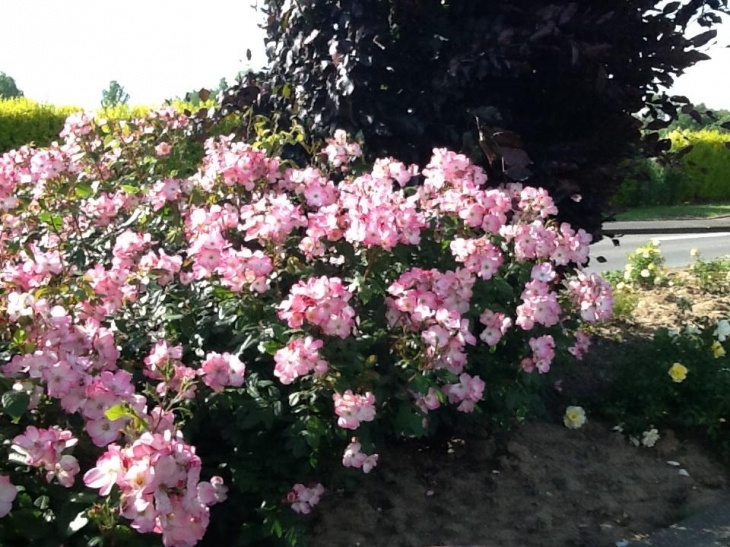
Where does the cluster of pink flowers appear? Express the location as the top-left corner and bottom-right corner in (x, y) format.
(342, 438), (379, 473)
(197, 136), (280, 191)
(567, 271), (614, 323)
(274, 336), (329, 385)
(324, 129), (362, 169)
(521, 335), (556, 374)
(199, 352), (246, 393)
(499, 218), (592, 267)
(449, 237), (504, 280)
(239, 193), (308, 245)
(142, 342), (198, 400)
(84, 431), (226, 547)
(441, 373), (486, 413)
(387, 268), (476, 373)
(569, 330), (592, 361)
(181, 204), (274, 293)
(278, 276), (356, 338)
(137, 249), (183, 287)
(339, 172), (426, 250)
(1, 304), (141, 449)
(333, 390), (377, 430)
(479, 309), (513, 346)
(11, 426), (80, 487)
(286, 483), (325, 514)
(413, 387), (441, 414)
(515, 280), (562, 331)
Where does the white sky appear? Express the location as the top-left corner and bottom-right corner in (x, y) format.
(0, 1), (729, 111)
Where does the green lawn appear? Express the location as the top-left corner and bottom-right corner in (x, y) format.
(614, 203), (730, 221)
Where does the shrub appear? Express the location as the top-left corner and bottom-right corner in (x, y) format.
(0, 111), (613, 546)
(623, 241), (668, 289)
(689, 251), (730, 295)
(669, 129), (730, 202)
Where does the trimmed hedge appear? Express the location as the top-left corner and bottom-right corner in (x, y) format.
(0, 98), (215, 153)
(669, 129), (730, 202)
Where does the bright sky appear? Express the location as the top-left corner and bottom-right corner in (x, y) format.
(0, 0), (268, 109)
(1, 1), (729, 111)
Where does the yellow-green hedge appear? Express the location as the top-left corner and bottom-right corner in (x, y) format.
(0, 98), (81, 152)
(0, 98), (215, 153)
(669, 129), (730, 202)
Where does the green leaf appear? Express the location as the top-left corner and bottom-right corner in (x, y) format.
(74, 183), (93, 199)
(104, 404), (132, 422)
(410, 374), (432, 395)
(121, 184), (139, 194)
(2, 390), (29, 421)
(358, 283), (373, 304)
(10, 328), (27, 350)
(395, 403), (425, 437)
(258, 341), (280, 356)
(38, 211), (63, 231)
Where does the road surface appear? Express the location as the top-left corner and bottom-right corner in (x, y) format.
(587, 232), (730, 273)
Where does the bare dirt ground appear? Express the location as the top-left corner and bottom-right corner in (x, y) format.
(627, 269), (730, 332)
(310, 270), (730, 547)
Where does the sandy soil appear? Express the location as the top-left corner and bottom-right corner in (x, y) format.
(310, 269), (730, 547)
(311, 423), (726, 547)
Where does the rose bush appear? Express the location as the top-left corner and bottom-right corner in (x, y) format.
(0, 108), (612, 546)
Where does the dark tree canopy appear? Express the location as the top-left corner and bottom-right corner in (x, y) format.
(0, 72), (23, 99)
(220, 0), (729, 236)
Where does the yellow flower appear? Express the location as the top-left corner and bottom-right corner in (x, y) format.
(668, 363), (688, 383)
(712, 341), (726, 359)
(690, 248), (699, 257)
(564, 406), (587, 429)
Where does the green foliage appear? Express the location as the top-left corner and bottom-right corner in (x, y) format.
(662, 102), (730, 133)
(612, 157), (694, 208)
(100, 80), (129, 109)
(669, 129), (730, 202)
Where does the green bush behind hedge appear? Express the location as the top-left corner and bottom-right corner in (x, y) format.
(0, 98), (215, 153)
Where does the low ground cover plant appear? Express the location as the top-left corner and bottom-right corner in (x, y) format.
(597, 317), (730, 460)
(0, 109), (613, 546)
(587, 241), (730, 463)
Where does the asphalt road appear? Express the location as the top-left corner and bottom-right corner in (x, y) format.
(587, 232), (730, 273)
